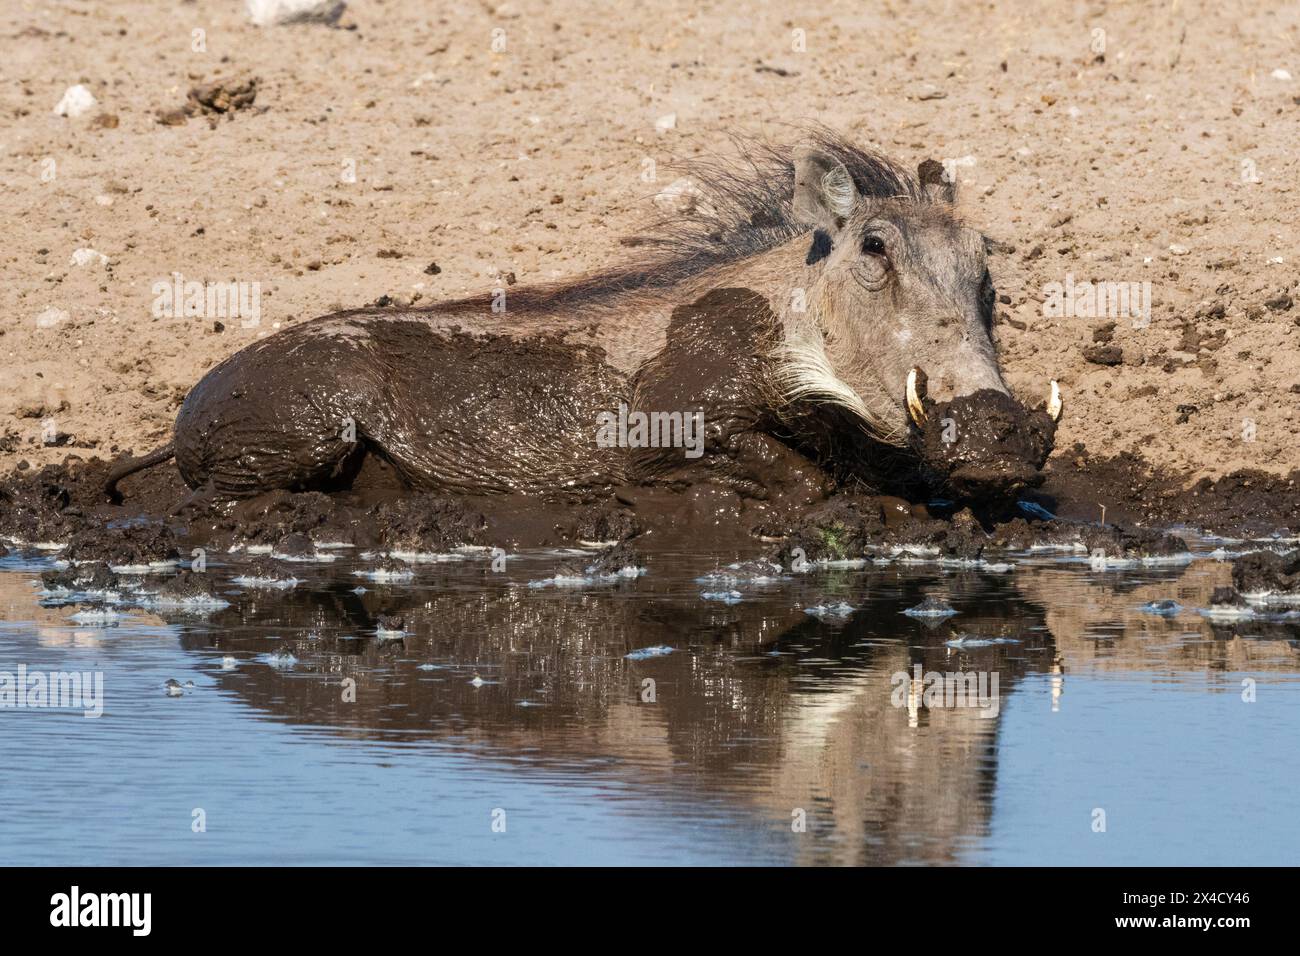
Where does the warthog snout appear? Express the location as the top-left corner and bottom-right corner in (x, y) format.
(905, 368), (1063, 500)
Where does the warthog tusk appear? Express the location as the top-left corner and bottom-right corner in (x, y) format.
(906, 367), (927, 427)
(1046, 380), (1063, 422)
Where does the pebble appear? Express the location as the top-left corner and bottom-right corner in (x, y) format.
(35, 307), (68, 329)
(246, 0), (345, 27)
(69, 248), (108, 268)
(53, 85), (96, 118)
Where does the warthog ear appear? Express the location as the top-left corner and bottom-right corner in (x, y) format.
(792, 146), (859, 235)
(917, 158), (956, 204)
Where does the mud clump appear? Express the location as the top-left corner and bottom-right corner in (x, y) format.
(1210, 586), (1247, 608)
(155, 570), (223, 602)
(190, 77), (258, 114)
(915, 388), (1056, 500)
(1075, 524), (1188, 559)
(585, 542), (644, 576)
(41, 561), (120, 593)
(0, 466), (82, 543)
(2, 457), (184, 544)
(373, 496), (488, 553)
(241, 556), (291, 579)
(772, 497), (996, 564)
(215, 491), (339, 547)
(64, 521), (179, 568)
(1231, 549), (1300, 594)
(552, 542), (645, 579)
(366, 556), (413, 577)
(571, 504), (642, 543)
(931, 509), (989, 560)
(274, 532), (317, 557)
(772, 496), (886, 565)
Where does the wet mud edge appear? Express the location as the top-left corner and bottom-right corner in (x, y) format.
(2, 444), (1299, 573)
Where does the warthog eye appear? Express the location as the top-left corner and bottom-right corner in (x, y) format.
(862, 234), (887, 258)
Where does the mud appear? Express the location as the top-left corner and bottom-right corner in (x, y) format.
(154, 569), (225, 602)
(1, 435), (1294, 572)
(1231, 550), (1300, 595)
(370, 496), (488, 553)
(570, 503), (642, 544)
(204, 490), (341, 548)
(1039, 446), (1300, 536)
(63, 520), (179, 568)
(41, 561), (120, 593)
(1210, 586), (1248, 608)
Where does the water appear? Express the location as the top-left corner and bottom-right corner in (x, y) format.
(1, 537), (1297, 865)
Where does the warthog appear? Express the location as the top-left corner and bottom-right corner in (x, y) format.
(105, 129), (1061, 506)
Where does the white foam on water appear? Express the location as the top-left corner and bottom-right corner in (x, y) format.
(233, 575), (301, 589)
(804, 602), (855, 620)
(351, 568), (414, 582)
(69, 608), (121, 624)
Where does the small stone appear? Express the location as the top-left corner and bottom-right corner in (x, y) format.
(246, 0), (346, 27)
(69, 248), (108, 268)
(35, 307), (68, 329)
(53, 85), (97, 118)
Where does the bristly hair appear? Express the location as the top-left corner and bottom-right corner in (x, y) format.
(773, 329), (909, 448)
(417, 126), (929, 316)
(629, 125), (928, 271)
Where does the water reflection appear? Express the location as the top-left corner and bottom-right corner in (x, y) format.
(1, 540), (1297, 865)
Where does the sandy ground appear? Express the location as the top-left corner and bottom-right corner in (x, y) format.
(2, 0), (1298, 484)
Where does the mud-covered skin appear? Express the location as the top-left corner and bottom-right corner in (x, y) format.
(628, 289), (831, 505)
(175, 316), (631, 497)
(912, 388), (1057, 499)
(174, 288), (844, 505)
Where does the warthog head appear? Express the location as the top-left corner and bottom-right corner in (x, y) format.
(781, 144), (1061, 499)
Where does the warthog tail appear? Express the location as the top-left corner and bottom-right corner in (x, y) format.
(104, 442), (175, 504)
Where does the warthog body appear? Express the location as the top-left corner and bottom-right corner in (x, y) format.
(106, 129), (1060, 505)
